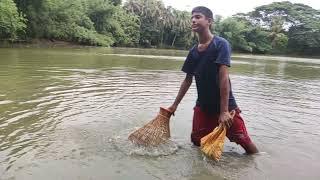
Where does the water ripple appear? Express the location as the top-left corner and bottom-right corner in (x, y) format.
(0, 50), (320, 179)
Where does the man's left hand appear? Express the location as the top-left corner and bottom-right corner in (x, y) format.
(218, 111), (235, 128)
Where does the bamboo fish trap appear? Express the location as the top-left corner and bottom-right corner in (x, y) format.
(128, 107), (173, 146)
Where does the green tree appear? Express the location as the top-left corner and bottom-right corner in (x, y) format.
(218, 18), (252, 52)
(16, 0), (113, 46)
(112, 7), (140, 46)
(110, 0), (122, 6)
(124, 0), (193, 48)
(4, 0), (319, 53)
(159, 5), (174, 47)
(212, 15), (223, 35)
(124, 0), (165, 47)
(245, 1), (320, 55)
(269, 16), (287, 49)
(288, 25), (320, 55)
(86, 0), (115, 34)
(170, 10), (191, 47)
(0, 0), (26, 40)
(245, 27), (272, 53)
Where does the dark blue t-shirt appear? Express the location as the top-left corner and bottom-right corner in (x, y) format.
(181, 36), (237, 114)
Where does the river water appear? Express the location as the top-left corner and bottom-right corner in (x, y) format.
(0, 47), (319, 180)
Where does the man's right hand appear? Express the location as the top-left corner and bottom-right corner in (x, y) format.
(167, 104), (178, 115)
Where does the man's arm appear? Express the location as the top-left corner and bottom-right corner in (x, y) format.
(168, 74), (193, 113)
(219, 65), (229, 112)
(218, 65), (233, 128)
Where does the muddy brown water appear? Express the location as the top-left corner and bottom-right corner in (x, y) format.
(0, 47), (319, 180)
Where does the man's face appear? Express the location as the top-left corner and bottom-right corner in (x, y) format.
(191, 12), (212, 33)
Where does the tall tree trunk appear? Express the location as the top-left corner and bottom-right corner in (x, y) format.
(171, 33), (177, 47)
(160, 30), (164, 47)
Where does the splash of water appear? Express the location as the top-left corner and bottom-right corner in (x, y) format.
(109, 128), (179, 156)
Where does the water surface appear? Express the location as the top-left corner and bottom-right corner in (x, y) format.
(0, 47), (320, 180)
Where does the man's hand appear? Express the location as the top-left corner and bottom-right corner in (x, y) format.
(167, 104), (177, 116)
(218, 110), (235, 128)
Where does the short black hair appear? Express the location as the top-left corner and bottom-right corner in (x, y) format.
(191, 6), (213, 19)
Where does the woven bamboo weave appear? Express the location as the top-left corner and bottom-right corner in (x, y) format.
(128, 107), (172, 146)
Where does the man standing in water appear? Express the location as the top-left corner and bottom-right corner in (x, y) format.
(168, 6), (258, 154)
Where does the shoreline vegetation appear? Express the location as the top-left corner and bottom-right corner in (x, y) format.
(1, 0), (319, 56)
(2, 39), (319, 61)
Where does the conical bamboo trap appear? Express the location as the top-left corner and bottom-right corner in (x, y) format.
(128, 107), (173, 146)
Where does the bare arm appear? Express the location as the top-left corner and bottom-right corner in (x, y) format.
(219, 65), (229, 113)
(168, 74), (193, 112)
(218, 65), (234, 128)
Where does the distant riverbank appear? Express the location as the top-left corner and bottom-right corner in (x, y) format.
(0, 39), (87, 48)
(2, 39), (319, 60)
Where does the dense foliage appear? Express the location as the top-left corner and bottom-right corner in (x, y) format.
(0, 0), (319, 55)
(0, 0), (26, 40)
